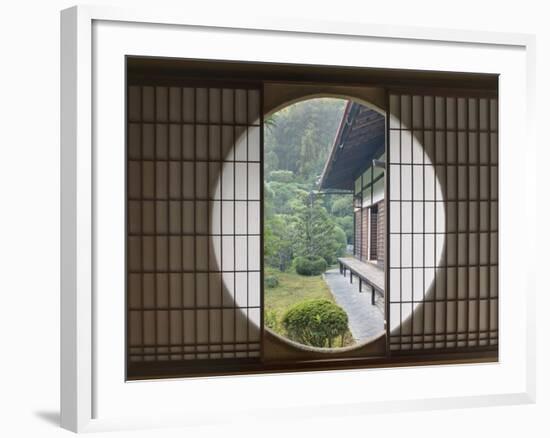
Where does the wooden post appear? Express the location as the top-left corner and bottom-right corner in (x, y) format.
(371, 287), (376, 305)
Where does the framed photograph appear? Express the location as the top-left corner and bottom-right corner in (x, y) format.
(61, 5), (536, 432)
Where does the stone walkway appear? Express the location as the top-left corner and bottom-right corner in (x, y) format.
(323, 268), (385, 343)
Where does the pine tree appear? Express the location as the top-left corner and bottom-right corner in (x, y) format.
(292, 192), (337, 264)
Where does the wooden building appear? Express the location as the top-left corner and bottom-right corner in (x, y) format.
(319, 101), (386, 267)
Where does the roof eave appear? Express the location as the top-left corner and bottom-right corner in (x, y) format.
(318, 101), (353, 190)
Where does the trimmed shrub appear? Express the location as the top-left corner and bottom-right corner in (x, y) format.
(294, 256), (328, 276)
(311, 257), (328, 274)
(282, 299), (349, 348)
(264, 275), (279, 288)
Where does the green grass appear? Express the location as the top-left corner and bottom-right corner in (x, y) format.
(264, 267), (355, 347)
(264, 267), (333, 309)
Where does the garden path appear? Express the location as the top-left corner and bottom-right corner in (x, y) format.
(323, 268), (385, 343)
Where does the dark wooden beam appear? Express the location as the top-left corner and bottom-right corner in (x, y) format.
(127, 56), (498, 92)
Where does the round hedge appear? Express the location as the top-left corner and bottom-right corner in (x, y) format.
(294, 256), (328, 276)
(282, 299), (348, 347)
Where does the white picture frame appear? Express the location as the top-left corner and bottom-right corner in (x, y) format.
(60, 4), (536, 433)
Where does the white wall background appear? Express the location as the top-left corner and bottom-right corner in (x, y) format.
(0, 0), (547, 437)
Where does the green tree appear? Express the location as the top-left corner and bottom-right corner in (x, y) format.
(331, 196), (353, 217)
(265, 98), (346, 181)
(292, 192), (346, 266)
(267, 181), (308, 215)
(335, 216), (354, 245)
(264, 215), (295, 271)
(264, 150), (279, 172)
(332, 226), (348, 261)
(263, 97), (355, 270)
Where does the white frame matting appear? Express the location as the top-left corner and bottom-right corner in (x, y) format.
(60, 4), (537, 433)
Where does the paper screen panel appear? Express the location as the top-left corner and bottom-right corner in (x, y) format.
(387, 93), (498, 352)
(127, 84), (263, 367)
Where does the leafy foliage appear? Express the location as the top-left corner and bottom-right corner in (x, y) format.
(294, 256), (328, 276)
(331, 197), (354, 217)
(268, 170), (295, 183)
(263, 267), (356, 348)
(265, 98), (345, 182)
(265, 309), (283, 333)
(263, 98), (354, 272)
(292, 192), (342, 265)
(264, 214), (295, 271)
(282, 299), (349, 348)
(335, 216), (354, 245)
(332, 226), (348, 258)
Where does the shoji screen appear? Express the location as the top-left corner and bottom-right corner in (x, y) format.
(126, 82), (263, 374)
(387, 92), (498, 353)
